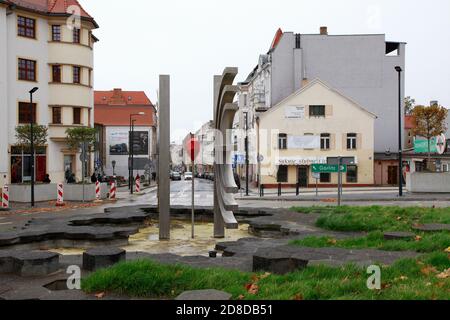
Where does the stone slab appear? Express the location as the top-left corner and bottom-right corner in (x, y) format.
(412, 224), (450, 232)
(175, 289), (232, 301)
(83, 247), (126, 271)
(384, 232), (415, 241)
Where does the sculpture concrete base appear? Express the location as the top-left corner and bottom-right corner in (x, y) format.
(82, 247), (126, 271)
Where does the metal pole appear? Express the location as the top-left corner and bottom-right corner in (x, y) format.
(30, 92), (35, 207)
(191, 135), (195, 239)
(131, 120), (135, 195)
(316, 178), (318, 197)
(129, 116), (132, 191)
(82, 141), (86, 203)
(245, 112), (249, 196)
(338, 157), (342, 206)
(397, 69), (403, 197)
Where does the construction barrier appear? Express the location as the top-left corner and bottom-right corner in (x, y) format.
(56, 183), (65, 207)
(110, 181), (117, 200)
(135, 176), (141, 193)
(95, 181), (101, 200)
(2, 185), (9, 209)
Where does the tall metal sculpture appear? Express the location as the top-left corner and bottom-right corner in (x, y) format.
(213, 68), (239, 238)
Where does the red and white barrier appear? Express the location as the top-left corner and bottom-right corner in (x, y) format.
(56, 183), (65, 207)
(110, 182), (117, 200)
(2, 185), (9, 209)
(95, 180), (101, 201)
(135, 176), (141, 193)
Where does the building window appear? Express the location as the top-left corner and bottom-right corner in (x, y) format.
(347, 165), (358, 183)
(18, 102), (36, 124)
(321, 133), (331, 150)
(17, 16), (35, 39)
(52, 107), (62, 124)
(278, 133), (287, 150)
(52, 65), (61, 83)
(18, 58), (36, 81)
(52, 25), (61, 41)
(277, 166), (288, 183)
(73, 28), (80, 43)
(309, 105), (325, 117)
(73, 108), (81, 125)
(347, 133), (357, 150)
(88, 69), (92, 87)
(320, 173), (331, 183)
(73, 66), (81, 84)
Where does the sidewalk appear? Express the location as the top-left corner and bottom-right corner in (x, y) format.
(236, 186), (450, 202)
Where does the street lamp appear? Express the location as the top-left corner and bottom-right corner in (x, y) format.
(395, 66), (403, 197)
(129, 112), (145, 194)
(29, 87), (38, 207)
(243, 111), (249, 196)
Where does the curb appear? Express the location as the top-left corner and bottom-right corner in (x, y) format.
(237, 197), (450, 202)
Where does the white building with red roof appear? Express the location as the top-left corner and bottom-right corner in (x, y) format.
(94, 89), (157, 179)
(0, 0), (98, 188)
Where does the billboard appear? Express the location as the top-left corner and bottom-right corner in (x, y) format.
(109, 130), (149, 155)
(414, 135), (446, 155)
(109, 131), (129, 155)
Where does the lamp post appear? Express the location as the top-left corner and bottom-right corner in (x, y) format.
(129, 112), (145, 194)
(395, 66), (403, 197)
(29, 87), (38, 207)
(244, 111), (249, 196)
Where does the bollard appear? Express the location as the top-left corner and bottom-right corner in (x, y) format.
(135, 175), (141, 193)
(95, 180), (101, 201)
(296, 183), (300, 196)
(2, 185), (9, 209)
(278, 183), (282, 197)
(56, 183), (65, 207)
(110, 181), (117, 201)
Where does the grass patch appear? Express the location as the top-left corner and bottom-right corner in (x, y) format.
(82, 254), (450, 300)
(291, 206), (450, 232)
(290, 231), (450, 253)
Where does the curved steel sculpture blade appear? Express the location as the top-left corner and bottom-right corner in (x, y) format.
(213, 68), (239, 238)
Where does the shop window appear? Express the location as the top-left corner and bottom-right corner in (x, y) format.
(320, 173), (331, 183)
(347, 165), (358, 183)
(277, 166), (288, 183)
(10, 147), (46, 184)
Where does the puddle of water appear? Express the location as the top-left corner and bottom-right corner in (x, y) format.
(125, 220), (251, 256)
(51, 220), (252, 257)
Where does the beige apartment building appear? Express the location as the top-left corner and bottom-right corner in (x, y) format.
(258, 79), (376, 188)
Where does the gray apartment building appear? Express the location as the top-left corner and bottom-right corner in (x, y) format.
(239, 27), (406, 185)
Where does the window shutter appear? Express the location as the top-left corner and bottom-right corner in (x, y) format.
(305, 106), (310, 119)
(357, 133), (362, 149)
(342, 134), (347, 150)
(325, 105), (333, 117)
(330, 133), (336, 150)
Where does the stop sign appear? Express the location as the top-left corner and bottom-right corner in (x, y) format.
(186, 136), (200, 162)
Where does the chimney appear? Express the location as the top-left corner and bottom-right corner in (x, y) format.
(320, 26), (328, 35)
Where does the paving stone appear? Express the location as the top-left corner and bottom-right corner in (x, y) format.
(83, 247), (126, 271)
(253, 246), (309, 275)
(175, 289), (232, 301)
(14, 251), (60, 277)
(412, 224), (450, 232)
(384, 232), (415, 241)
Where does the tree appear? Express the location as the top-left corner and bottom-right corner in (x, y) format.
(66, 127), (98, 181)
(404, 96), (416, 115)
(15, 125), (48, 151)
(412, 104), (448, 170)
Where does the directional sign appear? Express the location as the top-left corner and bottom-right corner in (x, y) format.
(312, 164), (347, 173)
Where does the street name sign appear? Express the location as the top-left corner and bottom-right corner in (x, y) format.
(312, 164), (347, 173)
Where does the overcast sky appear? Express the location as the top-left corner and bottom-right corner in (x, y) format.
(79, 0), (450, 143)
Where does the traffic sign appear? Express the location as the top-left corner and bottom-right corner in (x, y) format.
(312, 164), (347, 173)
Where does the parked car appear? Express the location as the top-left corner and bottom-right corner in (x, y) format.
(171, 172), (182, 181)
(209, 173), (215, 181)
(184, 172), (193, 181)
